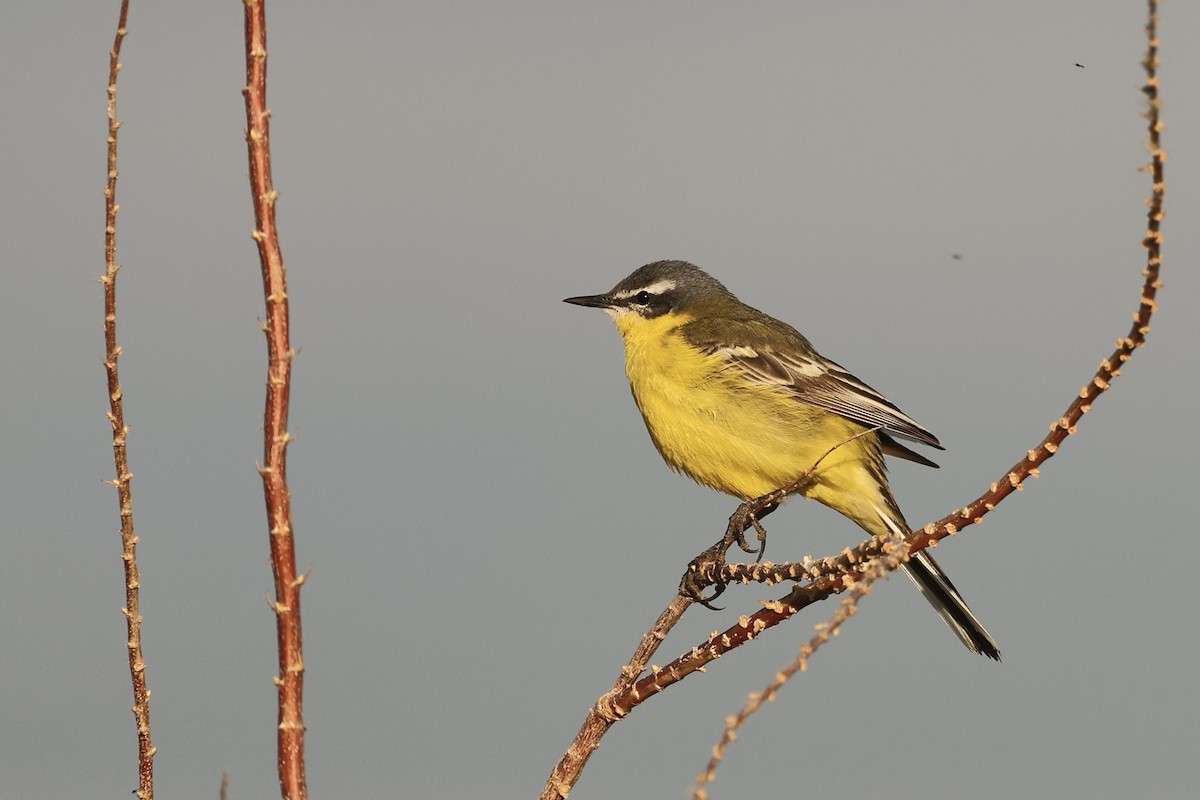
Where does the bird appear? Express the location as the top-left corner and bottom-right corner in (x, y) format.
(564, 260), (1000, 659)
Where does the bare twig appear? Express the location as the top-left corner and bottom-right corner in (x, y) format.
(541, 596), (692, 800)
(241, 2), (307, 798)
(542, 3), (1166, 796)
(541, 432), (877, 799)
(693, 530), (907, 799)
(100, 3), (155, 798)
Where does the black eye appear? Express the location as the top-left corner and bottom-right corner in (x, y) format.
(633, 291), (652, 305)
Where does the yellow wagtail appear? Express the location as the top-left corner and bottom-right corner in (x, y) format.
(565, 260), (1000, 659)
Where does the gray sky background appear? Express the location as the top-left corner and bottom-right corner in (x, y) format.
(3, 2), (1197, 798)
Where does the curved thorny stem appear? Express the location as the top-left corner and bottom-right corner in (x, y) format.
(542, 3), (1166, 796)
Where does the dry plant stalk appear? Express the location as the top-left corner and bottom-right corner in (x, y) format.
(693, 530), (907, 799)
(542, 2), (1165, 796)
(99, 2), (156, 798)
(242, 2), (308, 798)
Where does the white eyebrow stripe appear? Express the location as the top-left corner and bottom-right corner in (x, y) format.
(612, 279), (676, 299)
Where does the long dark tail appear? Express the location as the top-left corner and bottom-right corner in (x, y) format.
(901, 550), (1001, 660)
(871, 499), (1001, 660)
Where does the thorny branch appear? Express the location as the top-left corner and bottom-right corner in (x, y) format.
(693, 529), (908, 799)
(541, 2), (1166, 796)
(242, 2), (308, 799)
(100, 2), (156, 798)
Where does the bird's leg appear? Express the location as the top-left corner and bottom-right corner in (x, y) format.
(732, 500), (777, 562)
(679, 501), (779, 608)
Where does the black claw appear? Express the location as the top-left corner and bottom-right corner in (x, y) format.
(695, 582), (726, 610)
(750, 516), (768, 563)
(680, 568), (726, 609)
(732, 525), (758, 555)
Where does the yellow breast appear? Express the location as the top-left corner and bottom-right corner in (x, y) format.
(614, 312), (875, 503)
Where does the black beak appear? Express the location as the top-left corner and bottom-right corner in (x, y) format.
(563, 293), (615, 309)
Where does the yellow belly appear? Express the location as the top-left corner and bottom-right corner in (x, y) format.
(618, 315), (894, 536)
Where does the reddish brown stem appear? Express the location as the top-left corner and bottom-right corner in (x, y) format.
(242, 2), (307, 798)
(542, 3), (1165, 795)
(101, 2), (155, 798)
(541, 596), (692, 799)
